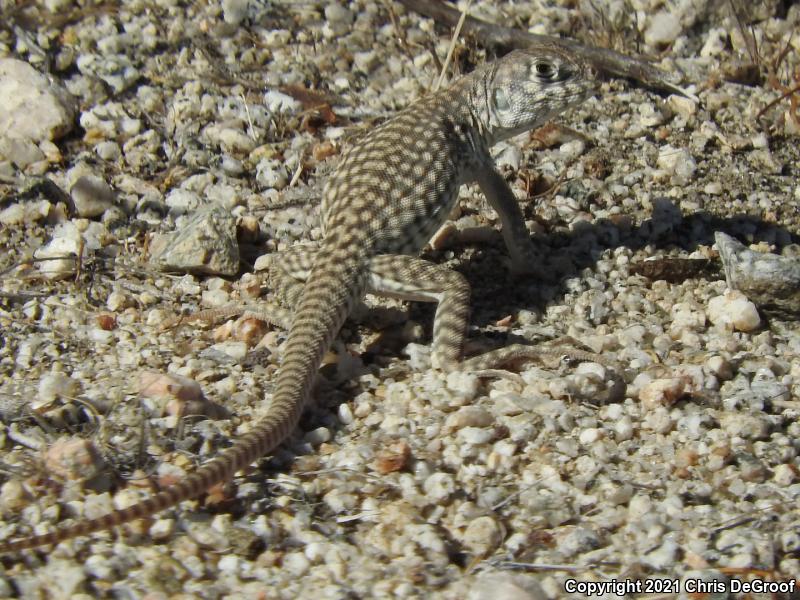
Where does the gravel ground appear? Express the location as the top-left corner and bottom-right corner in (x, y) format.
(0, 1), (799, 598)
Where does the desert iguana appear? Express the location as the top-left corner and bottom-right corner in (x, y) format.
(1, 45), (601, 553)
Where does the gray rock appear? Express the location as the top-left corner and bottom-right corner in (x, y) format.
(0, 136), (45, 169)
(0, 58), (77, 142)
(165, 189), (203, 213)
(95, 141), (121, 161)
(462, 516), (504, 556)
(149, 205), (240, 275)
(70, 175), (116, 218)
(222, 0), (249, 25)
(716, 231), (800, 317)
(645, 11), (682, 47)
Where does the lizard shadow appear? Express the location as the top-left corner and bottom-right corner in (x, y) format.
(456, 196), (799, 327)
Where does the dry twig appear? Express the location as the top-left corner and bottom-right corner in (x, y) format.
(396, 0), (696, 99)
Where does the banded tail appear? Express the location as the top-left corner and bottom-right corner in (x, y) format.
(0, 243), (367, 553)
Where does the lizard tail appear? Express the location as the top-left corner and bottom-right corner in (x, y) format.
(0, 244), (368, 553)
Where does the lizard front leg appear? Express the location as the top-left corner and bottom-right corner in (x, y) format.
(475, 165), (545, 277)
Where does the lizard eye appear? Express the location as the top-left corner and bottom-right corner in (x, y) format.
(533, 60), (556, 80)
(493, 88), (510, 111)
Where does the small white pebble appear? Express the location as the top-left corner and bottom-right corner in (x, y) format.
(263, 90), (301, 113)
(209, 341), (248, 361)
(0, 480), (29, 512)
(423, 472), (455, 503)
(644, 539), (680, 569)
(106, 290), (130, 311)
(642, 406), (674, 433)
(139, 372), (203, 402)
(338, 402), (354, 425)
(221, 0), (249, 25)
(773, 464), (797, 486)
(139, 291), (158, 306)
(445, 371), (479, 401)
(305, 427), (332, 445)
(165, 189), (202, 212)
(578, 427), (602, 445)
(84, 555), (115, 580)
(201, 289), (230, 307)
(95, 140), (121, 161)
(751, 132), (769, 149)
(304, 541), (326, 563)
(657, 145), (697, 184)
(645, 11), (682, 46)
(283, 551), (310, 576)
(149, 518), (176, 541)
(458, 427), (495, 445)
(705, 355), (733, 380)
(87, 327), (113, 344)
(574, 361), (606, 380)
(404, 342), (432, 370)
(703, 181), (723, 195)
(668, 94), (697, 118)
(446, 406), (494, 430)
(70, 175), (115, 218)
(628, 494), (653, 519)
(639, 378), (685, 410)
(614, 416), (634, 441)
(325, 3), (353, 24)
(37, 371), (80, 407)
(255, 158), (288, 190)
(217, 554), (240, 575)
(44, 438), (106, 481)
(492, 440), (516, 457)
(185, 523), (228, 549)
(707, 290), (761, 332)
(462, 516), (504, 556)
(217, 128), (257, 153)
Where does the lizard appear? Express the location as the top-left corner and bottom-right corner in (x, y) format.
(0, 44), (601, 553)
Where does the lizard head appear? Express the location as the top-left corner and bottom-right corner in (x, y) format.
(482, 46), (596, 143)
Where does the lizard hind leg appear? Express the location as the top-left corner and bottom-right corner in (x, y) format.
(367, 254), (617, 378)
(263, 243), (318, 308)
(367, 254), (469, 371)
